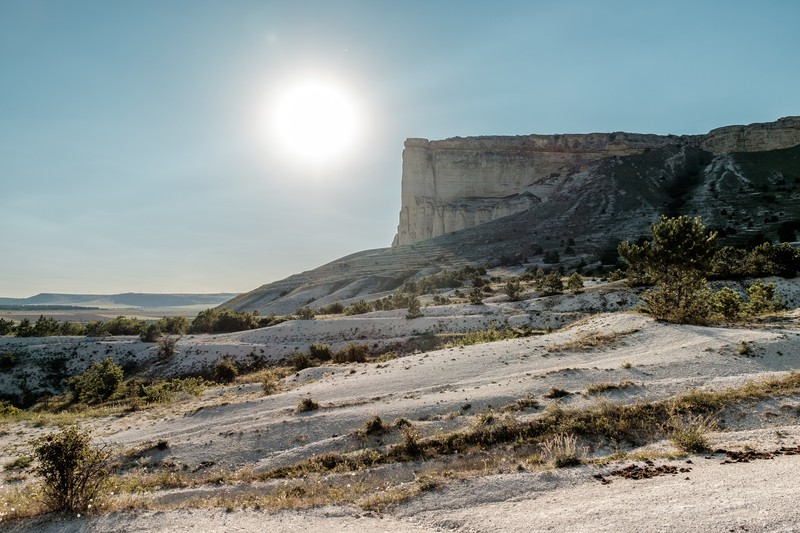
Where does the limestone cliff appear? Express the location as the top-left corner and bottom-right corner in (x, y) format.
(394, 117), (800, 246)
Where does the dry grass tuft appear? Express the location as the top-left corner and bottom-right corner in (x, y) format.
(539, 433), (585, 467)
(548, 328), (639, 353)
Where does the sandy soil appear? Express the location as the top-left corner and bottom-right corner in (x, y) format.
(3, 278), (800, 531)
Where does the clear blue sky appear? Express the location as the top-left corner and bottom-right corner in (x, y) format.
(1, 0), (798, 297)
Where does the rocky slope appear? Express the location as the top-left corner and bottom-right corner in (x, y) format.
(226, 117), (800, 315)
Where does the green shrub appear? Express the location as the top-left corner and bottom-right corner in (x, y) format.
(32, 426), (111, 513)
(214, 357), (239, 384)
(0, 400), (22, 418)
(405, 296), (423, 319)
(0, 317), (14, 336)
(0, 351), (17, 371)
(130, 377), (207, 405)
(567, 272), (584, 292)
(318, 302), (345, 315)
(504, 280), (523, 301)
(309, 343), (332, 361)
(289, 353), (315, 371)
(746, 280), (784, 315)
(295, 306), (316, 320)
(712, 287), (743, 320)
(468, 287), (484, 305)
(344, 300), (372, 316)
(139, 323), (162, 342)
(619, 216), (717, 324)
(333, 343), (369, 363)
(68, 357), (124, 404)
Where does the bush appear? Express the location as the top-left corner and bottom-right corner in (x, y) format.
(157, 335), (180, 358)
(214, 357), (238, 383)
(619, 216), (717, 324)
(139, 323), (162, 342)
(0, 318), (14, 336)
(289, 353), (316, 371)
(536, 272), (563, 295)
(318, 302), (344, 315)
(712, 287), (743, 320)
(746, 280), (784, 315)
(344, 300), (372, 316)
(405, 296), (423, 319)
(333, 343), (369, 363)
(504, 280), (523, 301)
(32, 426), (111, 513)
(295, 306), (316, 320)
(543, 250), (561, 264)
(296, 398), (320, 413)
(0, 351), (17, 371)
(567, 272), (584, 292)
(0, 400), (22, 418)
(468, 287), (484, 305)
(309, 343), (332, 361)
(68, 357), (124, 404)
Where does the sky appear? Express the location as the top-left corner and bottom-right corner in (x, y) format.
(1, 0), (798, 298)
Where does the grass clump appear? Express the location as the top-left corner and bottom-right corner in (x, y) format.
(737, 341), (754, 356)
(361, 415), (386, 435)
(450, 327), (535, 348)
(544, 387), (571, 399)
(540, 433), (584, 467)
(585, 380), (635, 395)
(296, 398), (320, 413)
(669, 415), (715, 453)
(548, 329), (638, 353)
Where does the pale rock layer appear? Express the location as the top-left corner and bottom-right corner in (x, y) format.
(394, 117), (800, 246)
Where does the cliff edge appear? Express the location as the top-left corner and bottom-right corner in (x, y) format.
(393, 117), (800, 246)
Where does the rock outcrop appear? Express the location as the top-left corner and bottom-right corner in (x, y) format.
(227, 117), (800, 315)
(394, 117), (800, 246)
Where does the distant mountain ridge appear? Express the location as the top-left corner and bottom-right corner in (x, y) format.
(0, 293), (238, 309)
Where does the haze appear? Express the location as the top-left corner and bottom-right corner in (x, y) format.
(1, 0), (798, 297)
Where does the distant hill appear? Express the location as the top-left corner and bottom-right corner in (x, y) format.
(0, 293), (238, 309)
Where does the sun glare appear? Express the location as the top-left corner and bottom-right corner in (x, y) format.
(270, 77), (361, 165)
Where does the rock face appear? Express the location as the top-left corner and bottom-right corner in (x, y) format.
(228, 116), (800, 315)
(394, 117), (800, 246)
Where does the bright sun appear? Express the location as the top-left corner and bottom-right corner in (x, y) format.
(270, 77), (360, 165)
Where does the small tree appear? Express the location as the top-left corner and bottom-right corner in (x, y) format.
(68, 358), (123, 404)
(746, 281), (784, 315)
(566, 272), (584, 293)
(140, 323), (162, 342)
(214, 357), (238, 384)
(504, 280), (523, 301)
(0, 317), (15, 336)
(541, 272), (564, 295)
(468, 286), (484, 305)
(618, 215), (717, 324)
(33, 426), (111, 513)
(309, 342), (332, 361)
(405, 296), (423, 319)
(712, 287), (743, 320)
